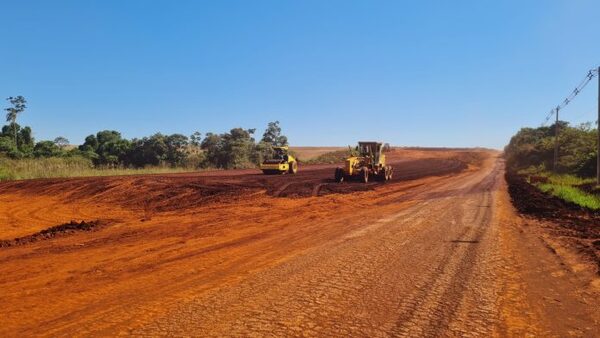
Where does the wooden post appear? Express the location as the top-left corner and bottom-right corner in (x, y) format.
(554, 107), (559, 172)
(597, 67), (600, 184)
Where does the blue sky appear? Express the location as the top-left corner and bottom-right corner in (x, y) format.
(1, 0), (599, 149)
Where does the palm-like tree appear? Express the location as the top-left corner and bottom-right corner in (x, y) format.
(4, 96), (26, 147)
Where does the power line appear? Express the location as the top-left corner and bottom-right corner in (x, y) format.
(542, 67), (599, 126)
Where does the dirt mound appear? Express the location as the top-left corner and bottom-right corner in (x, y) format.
(0, 220), (103, 248)
(0, 157), (469, 214)
(506, 172), (600, 272)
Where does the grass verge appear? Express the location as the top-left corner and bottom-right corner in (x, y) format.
(536, 183), (600, 210)
(523, 171), (600, 211)
(0, 156), (199, 181)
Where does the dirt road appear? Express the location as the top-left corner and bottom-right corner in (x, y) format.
(0, 149), (598, 336)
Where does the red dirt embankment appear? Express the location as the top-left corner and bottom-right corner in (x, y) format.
(0, 150), (469, 219)
(506, 172), (600, 273)
(0, 149), (485, 241)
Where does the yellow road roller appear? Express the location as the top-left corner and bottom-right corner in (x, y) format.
(260, 146), (298, 175)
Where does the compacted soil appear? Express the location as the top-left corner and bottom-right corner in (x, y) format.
(0, 149), (598, 336)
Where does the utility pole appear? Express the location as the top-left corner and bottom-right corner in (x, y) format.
(597, 66), (600, 185)
(554, 106), (560, 173)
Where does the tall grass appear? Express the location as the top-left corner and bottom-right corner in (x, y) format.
(0, 156), (198, 181)
(519, 168), (596, 185)
(524, 170), (600, 210)
(540, 173), (595, 186)
(537, 183), (600, 210)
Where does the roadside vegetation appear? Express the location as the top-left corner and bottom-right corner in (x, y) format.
(302, 149), (350, 164)
(0, 157), (195, 180)
(1, 96), (290, 180)
(504, 121), (599, 210)
(527, 173), (600, 210)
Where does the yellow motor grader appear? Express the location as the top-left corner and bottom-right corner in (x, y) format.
(334, 142), (393, 183)
(260, 146), (298, 175)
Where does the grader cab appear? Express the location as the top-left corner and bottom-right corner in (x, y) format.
(334, 142), (393, 183)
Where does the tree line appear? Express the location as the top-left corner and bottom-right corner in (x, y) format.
(504, 121), (598, 176)
(2, 96), (289, 169)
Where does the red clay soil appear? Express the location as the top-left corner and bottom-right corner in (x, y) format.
(0, 220), (103, 248)
(505, 172), (600, 272)
(2, 149), (599, 336)
(2, 148), (520, 336)
(0, 150), (481, 243)
(0, 154), (466, 217)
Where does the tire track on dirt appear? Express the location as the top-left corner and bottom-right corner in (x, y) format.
(129, 158), (501, 337)
(385, 163), (499, 336)
(131, 197), (460, 336)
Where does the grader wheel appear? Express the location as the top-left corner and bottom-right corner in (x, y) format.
(360, 167), (369, 183)
(334, 168), (344, 183)
(378, 168), (387, 181)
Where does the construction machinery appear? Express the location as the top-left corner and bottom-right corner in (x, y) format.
(334, 142), (392, 183)
(260, 146), (298, 175)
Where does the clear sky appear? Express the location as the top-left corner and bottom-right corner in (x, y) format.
(1, 0), (599, 149)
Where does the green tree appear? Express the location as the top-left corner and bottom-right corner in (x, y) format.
(54, 136), (70, 149)
(34, 140), (62, 157)
(0, 135), (17, 156)
(18, 126), (34, 154)
(4, 96), (26, 147)
(165, 134), (189, 166)
(555, 122), (597, 176)
(199, 129), (259, 169)
(261, 121), (288, 146)
(505, 125), (553, 170)
(254, 140), (272, 164)
(96, 130), (122, 146)
(200, 132), (224, 167)
(98, 138), (131, 166)
(190, 131), (202, 147)
(126, 134), (167, 167)
(505, 121), (598, 176)
(123, 133), (190, 167)
(81, 130), (131, 165)
(1, 123), (34, 155)
(79, 134), (99, 152)
(221, 128), (257, 169)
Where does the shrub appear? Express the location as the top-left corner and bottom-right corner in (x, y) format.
(505, 121), (597, 176)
